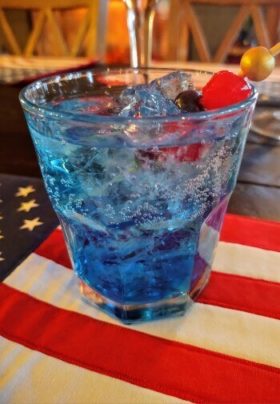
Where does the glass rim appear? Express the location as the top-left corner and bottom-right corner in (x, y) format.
(19, 66), (258, 124)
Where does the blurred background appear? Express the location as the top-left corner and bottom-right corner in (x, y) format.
(0, 0), (279, 66)
(0, 0), (279, 179)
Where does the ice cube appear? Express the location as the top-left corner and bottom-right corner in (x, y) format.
(150, 71), (192, 100)
(118, 85), (180, 118)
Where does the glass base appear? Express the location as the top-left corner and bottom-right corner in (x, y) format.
(80, 269), (210, 324)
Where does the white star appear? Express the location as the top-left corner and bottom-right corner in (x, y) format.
(0, 215), (3, 220)
(18, 199), (39, 213)
(0, 231), (3, 240)
(20, 217), (43, 232)
(16, 186), (35, 198)
(0, 252), (4, 262)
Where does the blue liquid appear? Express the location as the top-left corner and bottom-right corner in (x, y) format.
(27, 96), (247, 321)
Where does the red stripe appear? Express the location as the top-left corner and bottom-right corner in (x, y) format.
(1, 283), (280, 403)
(221, 214), (280, 252)
(36, 229), (72, 269)
(198, 271), (280, 320)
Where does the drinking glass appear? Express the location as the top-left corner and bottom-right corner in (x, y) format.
(123, 0), (159, 67)
(19, 68), (257, 324)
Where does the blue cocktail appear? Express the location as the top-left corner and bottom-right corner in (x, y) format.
(20, 68), (257, 323)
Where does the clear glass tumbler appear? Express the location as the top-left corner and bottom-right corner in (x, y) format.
(19, 68), (257, 324)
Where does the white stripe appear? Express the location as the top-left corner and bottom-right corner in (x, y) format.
(4, 254), (126, 324)
(4, 253), (280, 369)
(0, 337), (187, 404)
(214, 241), (280, 281)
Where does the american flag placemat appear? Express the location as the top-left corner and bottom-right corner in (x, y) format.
(1, 214), (280, 403)
(0, 174), (58, 281)
(0, 55), (99, 84)
(0, 67), (53, 84)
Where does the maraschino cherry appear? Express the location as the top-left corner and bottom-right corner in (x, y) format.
(200, 42), (280, 110)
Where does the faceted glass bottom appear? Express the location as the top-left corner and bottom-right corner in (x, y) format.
(80, 267), (211, 324)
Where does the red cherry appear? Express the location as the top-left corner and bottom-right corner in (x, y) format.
(200, 70), (252, 110)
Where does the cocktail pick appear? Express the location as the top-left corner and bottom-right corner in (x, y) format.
(239, 42), (280, 81)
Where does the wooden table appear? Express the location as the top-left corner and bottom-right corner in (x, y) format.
(0, 62), (279, 221)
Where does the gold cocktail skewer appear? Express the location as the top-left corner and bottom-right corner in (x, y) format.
(269, 42), (280, 57)
(239, 42), (280, 81)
